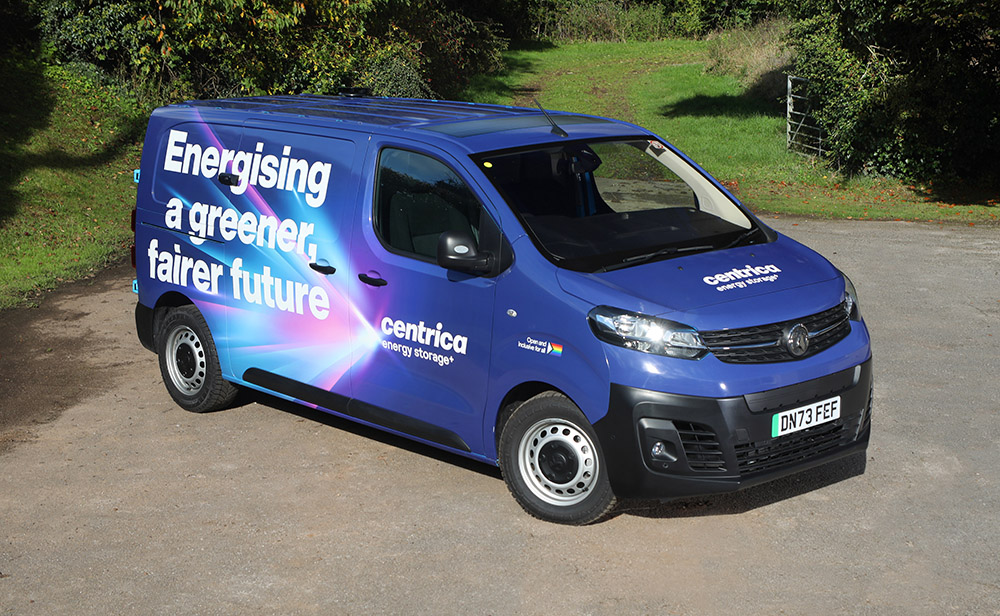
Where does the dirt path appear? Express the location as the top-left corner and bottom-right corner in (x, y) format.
(0, 260), (138, 453)
(511, 58), (692, 122)
(1, 220), (998, 615)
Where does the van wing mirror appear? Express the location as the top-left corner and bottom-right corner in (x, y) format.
(566, 147), (601, 174)
(437, 230), (492, 274)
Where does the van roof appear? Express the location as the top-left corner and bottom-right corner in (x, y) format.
(173, 95), (640, 152)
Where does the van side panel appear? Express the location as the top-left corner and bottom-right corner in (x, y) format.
(137, 110), (366, 400)
(219, 126), (361, 395)
(482, 236), (613, 461)
(346, 137), (500, 456)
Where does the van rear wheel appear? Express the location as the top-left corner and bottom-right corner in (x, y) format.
(499, 392), (616, 524)
(157, 305), (237, 413)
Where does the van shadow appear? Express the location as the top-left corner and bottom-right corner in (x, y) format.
(233, 390), (866, 520)
(613, 453), (868, 520)
(234, 389), (503, 480)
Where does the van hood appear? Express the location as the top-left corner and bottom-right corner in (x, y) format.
(556, 233), (844, 326)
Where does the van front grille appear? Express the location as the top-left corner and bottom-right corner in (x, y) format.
(735, 422), (846, 475)
(700, 302), (850, 364)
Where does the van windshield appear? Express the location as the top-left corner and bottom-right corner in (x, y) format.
(475, 139), (762, 272)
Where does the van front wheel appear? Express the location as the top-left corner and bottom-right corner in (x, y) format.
(499, 392), (616, 524)
(157, 305), (238, 413)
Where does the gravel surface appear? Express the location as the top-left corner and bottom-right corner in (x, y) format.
(1, 218), (998, 615)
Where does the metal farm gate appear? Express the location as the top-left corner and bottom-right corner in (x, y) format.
(786, 75), (825, 156)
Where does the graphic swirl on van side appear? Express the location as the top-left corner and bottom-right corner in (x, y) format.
(145, 117), (380, 391)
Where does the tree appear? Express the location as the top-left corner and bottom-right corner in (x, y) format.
(787, 0), (1000, 182)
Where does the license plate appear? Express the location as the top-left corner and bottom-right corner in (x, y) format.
(771, 396), (841, 437)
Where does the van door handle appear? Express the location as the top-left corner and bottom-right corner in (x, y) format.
(218, 172), (240, 186)
(309, 262), (336, 275)
(358, 273), (387, 287)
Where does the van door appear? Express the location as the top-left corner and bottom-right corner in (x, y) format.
(221, 127), (361, 401)
(348, 142), (499, 455)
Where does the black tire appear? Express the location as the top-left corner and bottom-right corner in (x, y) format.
(156, 305), (238, 413)
(499, 392), (616, 525)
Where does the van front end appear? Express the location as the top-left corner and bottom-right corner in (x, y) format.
(587, 287), (873, 501)
(594, 361), (872, 500)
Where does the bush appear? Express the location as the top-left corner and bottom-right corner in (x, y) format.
(359, 49), (434, 99)
(787, 0), (1000, 182)
(706, 17), (792, 101)
(537, 0), (671, 42)
(664, 0), (781, 37)
(27, 0), (509, 102)
(533, 0), (782, 42)
(34, 1), (143, 69)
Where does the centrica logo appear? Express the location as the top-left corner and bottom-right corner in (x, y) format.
(703, 264), (782, 286)
(380, 317), (469, 355)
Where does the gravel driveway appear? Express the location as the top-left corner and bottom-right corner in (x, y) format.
(1, 218), (998, 615)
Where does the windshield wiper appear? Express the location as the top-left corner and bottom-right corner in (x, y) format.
(722, 226), (765, 250)
(595, 244), (715, 273)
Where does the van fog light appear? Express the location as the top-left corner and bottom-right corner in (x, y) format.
(651, 441), (674, 461)
(588, 306), (707, 360)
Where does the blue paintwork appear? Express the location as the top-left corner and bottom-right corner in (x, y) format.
(134, 94), (872, 473)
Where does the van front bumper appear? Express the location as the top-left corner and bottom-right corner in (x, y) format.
(592, 359), (872, 499)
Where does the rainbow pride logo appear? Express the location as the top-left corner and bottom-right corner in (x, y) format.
(547, 343), (563, 356)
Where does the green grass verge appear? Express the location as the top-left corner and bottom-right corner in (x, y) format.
(1, 42), (995, 308)
(0, 58), (146, 309)
(463, 41), (998, 226)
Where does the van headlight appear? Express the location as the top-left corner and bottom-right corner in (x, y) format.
(843, 273), (860, 320)
(588, 306), (707, 360)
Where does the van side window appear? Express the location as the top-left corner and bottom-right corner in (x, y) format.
(374, 148), (482, 260)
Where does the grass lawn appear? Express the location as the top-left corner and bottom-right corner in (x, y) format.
(0, 42), (995, 309)
(0, 59), (146, 309)
(463, 41), (998, 225)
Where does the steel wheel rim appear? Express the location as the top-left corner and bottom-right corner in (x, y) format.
(165, 325), (206, 395)
(517, 418), (599, 507)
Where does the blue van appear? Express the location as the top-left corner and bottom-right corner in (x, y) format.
(133, 95), (872, 524)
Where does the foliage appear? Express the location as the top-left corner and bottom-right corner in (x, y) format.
(367, 1), (508, 98)
(529, 0), (782, 42)
(535, 0), (671, 41)
(706, 17), (792, 101)
(358, 47), (434, 100)
(133, 0), (375, 99)
(664, 0), (781, 37)
(34, 1), (144, 68)
(786, 0), (1000, 182)
(27, 0), (508, 101)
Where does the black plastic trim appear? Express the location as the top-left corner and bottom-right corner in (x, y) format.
(243, 368), (472, 453)
(743, 363), (859, 413)
(592, 359), (872, 499)
(135, 302), (155, 352)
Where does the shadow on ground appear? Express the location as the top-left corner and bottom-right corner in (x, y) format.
(659, 67), (787, 120)
(0, 57), (54, 226)
(0, 53), (147, 230)
(461, 40), (556, 105)
(237, 387), (867, 523)
(616, 453), (867, 520)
